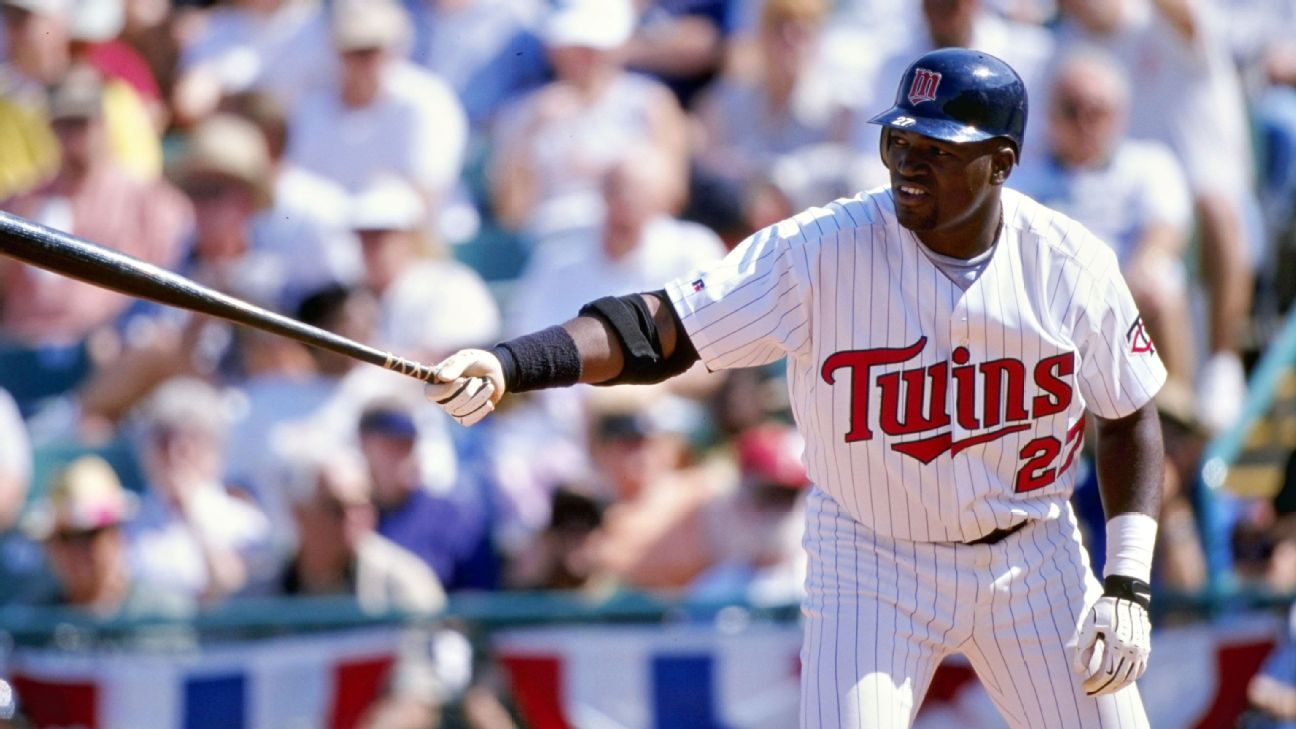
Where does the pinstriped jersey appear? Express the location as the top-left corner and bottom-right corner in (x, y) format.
(665, 187), (1166, 543)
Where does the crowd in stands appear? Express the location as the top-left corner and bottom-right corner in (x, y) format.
(2, 0), (1296, 725)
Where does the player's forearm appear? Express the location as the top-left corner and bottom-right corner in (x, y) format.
(562, 314), (627, 384)
(492, 292), (691, 392)
(1093, 401), (1164, 519)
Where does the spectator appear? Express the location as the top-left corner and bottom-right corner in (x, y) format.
(357, 401), (497, 591)
(280, 446), (460, 729)
(0, 0), (65, 198)
(286, 0), (468, 211)
(171, 0), (333, 126)
(70, 0), (168, 130)
(279, 445), (445, 613)
(220, 285), (378, 536)
(68, 112), (351, 426)
(489, 0), (688, 237)
(349, 175), (500, 362)
(1, 66), (190, 347)
(408, 0), (550, 131)
(1055, 0), (1259, 434)
(0, 0), (162, 183)
(567, 417), (810, 600)
(689, 421), (809, 603)
(506, 147), (723, 336)
(176, 112), (357, 309)
(1012, 48), (1197, 389)
(690, 0), (838, 221)
(503, 485), (604, 590)
(22, 455), (191, 617)
(571, 389), (716, 591)
(127, 377), (276, 602)
(624, 0), (730, 109)
(223, 90), (360, 280)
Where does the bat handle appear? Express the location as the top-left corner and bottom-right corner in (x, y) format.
(382, 352), (439, 383)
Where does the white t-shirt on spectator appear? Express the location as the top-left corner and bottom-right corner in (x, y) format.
(128, 485), (277, 598)
(379, 258), (501, 360)
(1011, 138), (1192, 265)
(287, 60), (468, 195)
(506, 216), (726, 336)
(179, 3), (334, 112)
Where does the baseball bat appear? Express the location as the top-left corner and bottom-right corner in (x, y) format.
(0, 211), (439, 382)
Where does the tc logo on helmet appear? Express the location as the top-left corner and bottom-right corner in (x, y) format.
(907, 68), (942, 105)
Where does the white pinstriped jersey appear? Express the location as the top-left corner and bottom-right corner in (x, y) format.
(665, 187), (1166, 543)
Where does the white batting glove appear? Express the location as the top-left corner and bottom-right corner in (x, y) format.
(1073, 575), (1152, 696)
(424, 349), (506, 427)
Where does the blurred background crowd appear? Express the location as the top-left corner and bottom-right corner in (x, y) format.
(1, 0), (1296, 725)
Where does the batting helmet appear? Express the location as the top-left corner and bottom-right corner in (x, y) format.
(869, 48), (1028, 153)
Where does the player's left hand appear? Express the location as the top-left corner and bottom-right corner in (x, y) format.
(1073, 575), (1152, 697)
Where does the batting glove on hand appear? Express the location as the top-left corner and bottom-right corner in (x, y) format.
(1073, 575), (1152, 697)
(425, 349), (506, 427)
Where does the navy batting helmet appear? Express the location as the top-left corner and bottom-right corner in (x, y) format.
(869, 48), (1028, 153)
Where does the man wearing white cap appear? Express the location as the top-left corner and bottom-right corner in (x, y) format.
(286, 0), (468, 210)
(490, 0), (688, 237)
(350, 175), (500, 363)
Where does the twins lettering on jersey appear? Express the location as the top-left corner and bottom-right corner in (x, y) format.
(822, 336), (1084, 493)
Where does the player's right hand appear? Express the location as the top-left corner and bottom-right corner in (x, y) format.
(1073, 575), (1152, 697)
(425, 349), (506, 427)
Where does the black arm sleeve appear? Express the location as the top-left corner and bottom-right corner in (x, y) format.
(578, 290), (699, 386)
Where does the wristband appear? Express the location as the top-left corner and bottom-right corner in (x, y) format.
(1104, 512), (1158, 583)
(490, 325), (582, 393)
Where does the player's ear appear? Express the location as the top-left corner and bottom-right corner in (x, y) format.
(989, 143), (1016, 185)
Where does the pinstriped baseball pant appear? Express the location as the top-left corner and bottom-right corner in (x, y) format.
(800, 488), (1149, 729)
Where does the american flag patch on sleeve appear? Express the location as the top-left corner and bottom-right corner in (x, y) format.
(691, 278), (706, 292)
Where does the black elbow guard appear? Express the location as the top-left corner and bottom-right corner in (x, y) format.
(579, 291), (699, 385)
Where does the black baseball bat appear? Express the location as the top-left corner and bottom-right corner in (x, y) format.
(0, 211), (439, 382)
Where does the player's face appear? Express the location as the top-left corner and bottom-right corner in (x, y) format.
(882, 129), (1011, 241)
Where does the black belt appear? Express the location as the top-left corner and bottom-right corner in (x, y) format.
(965, 520), (1029, 546)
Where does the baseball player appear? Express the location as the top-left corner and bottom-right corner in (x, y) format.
(427, 48), (1164, 729)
